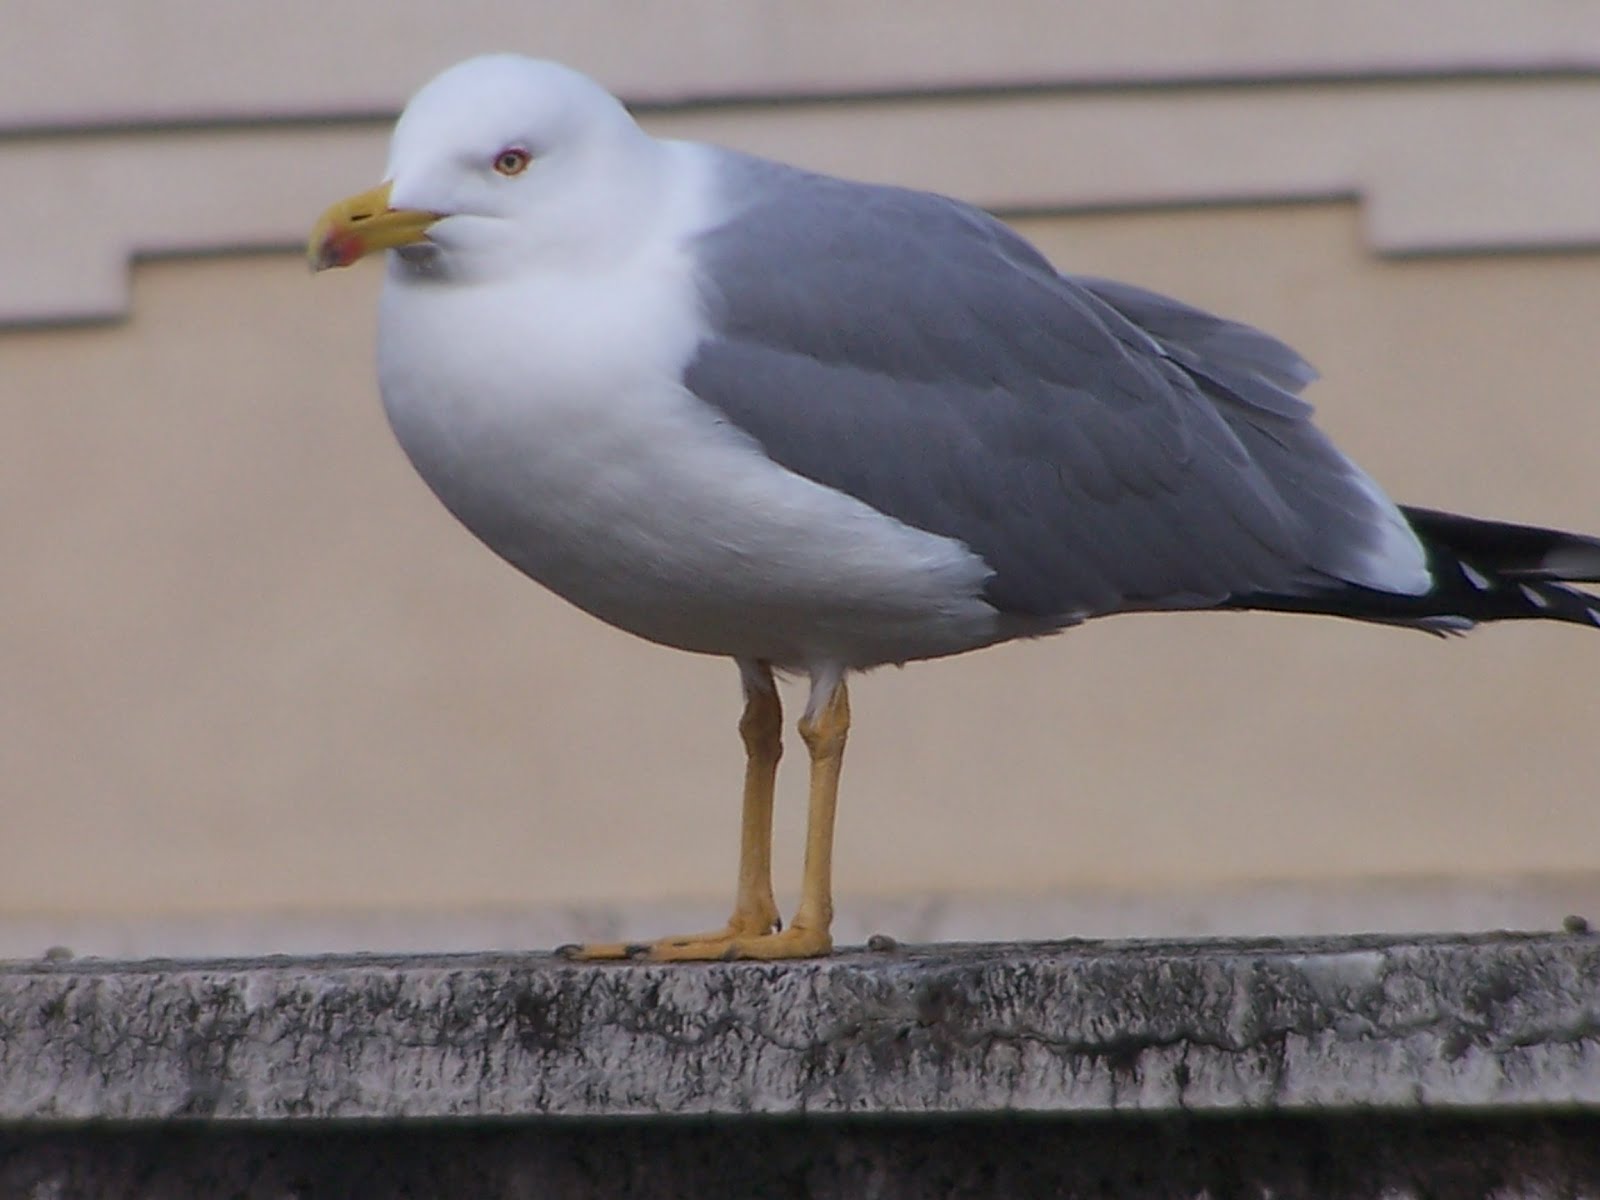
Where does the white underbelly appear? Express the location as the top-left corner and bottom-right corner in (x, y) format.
(378, 297), (1002, 668)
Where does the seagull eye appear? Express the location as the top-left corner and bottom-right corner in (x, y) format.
(493, 148), (532, 177)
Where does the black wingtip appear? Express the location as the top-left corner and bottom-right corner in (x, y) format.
(1225, 507), (1600, 631)
(1402, 506), (1600, 583)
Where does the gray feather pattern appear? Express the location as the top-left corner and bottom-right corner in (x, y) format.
(683, 151), (1405, 620)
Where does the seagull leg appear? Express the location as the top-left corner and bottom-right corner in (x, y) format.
(772, 674), (847, 955)
(651, 661), (785, 946)
(726, 662), (785, 935)
(560, 660), (785, 961)
(650, 672), (846, 961)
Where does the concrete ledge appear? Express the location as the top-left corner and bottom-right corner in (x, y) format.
(3, 931), (1596, 1122)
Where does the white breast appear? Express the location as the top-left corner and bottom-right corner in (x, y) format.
(375, 144), (1002, 670)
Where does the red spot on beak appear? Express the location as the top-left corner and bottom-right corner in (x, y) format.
(315, 227), (366, 271)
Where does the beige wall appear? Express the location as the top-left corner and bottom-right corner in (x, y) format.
(10, 1), (1600, 127)
(4, 3), (1599, 953)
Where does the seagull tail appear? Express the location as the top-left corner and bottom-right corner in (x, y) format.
(1226, 506), (1600, 633)
(1393, 505), (1600, 629)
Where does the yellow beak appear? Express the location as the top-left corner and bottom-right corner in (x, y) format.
(307, 182), (440, 271)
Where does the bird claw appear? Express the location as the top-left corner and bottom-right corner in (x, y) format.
(646, 927), (833, 961)
(553, 926), (830, 962)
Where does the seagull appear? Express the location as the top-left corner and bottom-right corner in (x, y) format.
(310, 54), (1600, 961)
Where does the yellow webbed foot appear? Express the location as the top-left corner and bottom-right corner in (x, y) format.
(648, 925), (832, 962)
(557, 923), (830, 962)
(557, 903), (784, 962)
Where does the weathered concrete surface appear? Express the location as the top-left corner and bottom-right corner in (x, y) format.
(2, 932), (1596, 1121)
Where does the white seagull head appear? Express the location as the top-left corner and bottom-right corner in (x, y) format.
(309, 55), (661, 281)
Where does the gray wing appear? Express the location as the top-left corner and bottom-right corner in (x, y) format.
(684, 150), (1413, 620)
